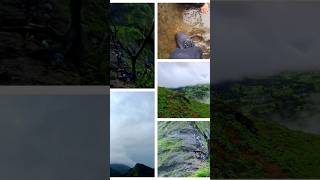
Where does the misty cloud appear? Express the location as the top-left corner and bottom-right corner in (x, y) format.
(110, 92), (154, 168)
(0, 95), (108, 180)
(213, 1), (320, 83)
(158, 62), (210, 88)
(270, 94), (320, 134)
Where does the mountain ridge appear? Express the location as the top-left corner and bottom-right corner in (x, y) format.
(110, 163), (154, 177)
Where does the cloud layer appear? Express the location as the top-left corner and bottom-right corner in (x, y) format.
(110, 92), (154, 168)
(213, 1), (320, 83)
(158, 62), (210, 88)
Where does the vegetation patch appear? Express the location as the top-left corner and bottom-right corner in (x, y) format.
(158, 87), (210, 118)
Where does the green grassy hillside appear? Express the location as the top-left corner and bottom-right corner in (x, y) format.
(212, 100), (320, 178)
(172, 84), (210, 104)
(212, 71), (320, 178)
(158, 87), (210, 118)
(214, 71), (320, 120)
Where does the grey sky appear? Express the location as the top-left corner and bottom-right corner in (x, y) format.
(213, 1), (320, 83)
(0, 95), (108, 180)
(110, 92), (154, 168)
(158, 62), (210, 88)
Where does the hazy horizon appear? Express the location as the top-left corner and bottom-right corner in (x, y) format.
(158, 62), (210, 88)
(110, 92), (154, 168)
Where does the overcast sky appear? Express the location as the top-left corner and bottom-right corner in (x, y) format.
(110, 92), (154, 168)
(213, 1), (320, 83)
(0, 95), (108, 180)
(158, 62), (210, 88)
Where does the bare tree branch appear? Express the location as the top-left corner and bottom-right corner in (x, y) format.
(134, 19), (154, 59)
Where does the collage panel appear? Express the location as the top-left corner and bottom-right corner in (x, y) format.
(212, 1), (320, 179)
(0, 0), (108, 85)
(0, 95), (108, 179)
(158, 62), (210, 118)
(110, 91), (155, 177)
(158, 3), (210, 59)
(158, 121), (210, 177)
(110, 3), (155, 88)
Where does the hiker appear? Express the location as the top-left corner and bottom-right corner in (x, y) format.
(169, 32), (203, 59)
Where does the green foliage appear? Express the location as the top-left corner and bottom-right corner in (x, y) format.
(158, 138), (183, 165)
(158, 87), (210, 118)
(191, 165), (210, 177)
(212, 71), (320, 178)
(110, 3), (154, 88)
(173, 84), (210, 104)
(116, 26), (144, 47)
(215, 71), (320, 118)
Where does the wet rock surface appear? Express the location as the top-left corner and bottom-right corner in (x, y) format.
(158, 121), (209, 177)
(158, 4), (210, 59)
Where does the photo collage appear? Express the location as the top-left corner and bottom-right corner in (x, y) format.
(110, 0), (210, 179)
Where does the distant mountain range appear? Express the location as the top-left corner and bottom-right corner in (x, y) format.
(110, 163), (154, 177)
(172, 84), (210, 104)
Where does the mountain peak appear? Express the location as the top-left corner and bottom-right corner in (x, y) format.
(126, 163), (154, 177)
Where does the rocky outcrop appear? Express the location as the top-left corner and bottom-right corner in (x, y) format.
(158, 121), (209, 177)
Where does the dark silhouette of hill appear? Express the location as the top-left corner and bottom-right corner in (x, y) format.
(110, 164), (131, 175)
(125, 163), (154, 177)
(110, 163), (154, 177)
(110, 168), (122, 177)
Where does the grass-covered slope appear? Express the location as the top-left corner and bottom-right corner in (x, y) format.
(215, 71), (320, 119)
(158, 121), (210, 177)
(212, 72), (320, 178)
(172, 84), (210, 104)
(158, 87), (210, 118)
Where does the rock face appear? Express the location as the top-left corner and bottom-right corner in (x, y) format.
(158, 121), (210, 177)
